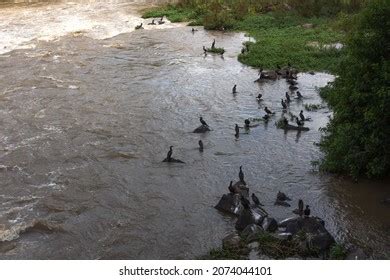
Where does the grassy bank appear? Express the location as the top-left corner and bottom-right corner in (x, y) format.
(142, 4), (347, 72)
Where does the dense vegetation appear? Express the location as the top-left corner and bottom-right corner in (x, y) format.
(319, 0), (390, 178)
(142, 0), (362, 72)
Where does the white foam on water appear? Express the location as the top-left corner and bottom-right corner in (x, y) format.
(0, 1), (177, 54)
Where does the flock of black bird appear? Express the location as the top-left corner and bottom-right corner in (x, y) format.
(159, 36), (312, 216)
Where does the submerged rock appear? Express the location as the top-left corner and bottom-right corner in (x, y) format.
(193, 125), (211, 133)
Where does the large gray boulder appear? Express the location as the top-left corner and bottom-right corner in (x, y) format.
(215, 193), (243, 216)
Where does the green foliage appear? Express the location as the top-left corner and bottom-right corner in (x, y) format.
(330, 244), (348, 259)
(236, 14), (345, 72)
(142, 5), (200, 23)
(319, 0), (390, 178)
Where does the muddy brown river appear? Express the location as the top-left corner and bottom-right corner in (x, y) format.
(0, 0), (389, 259)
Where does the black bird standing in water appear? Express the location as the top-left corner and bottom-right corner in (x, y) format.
(281, 99), (287, 109)
(202, 46), (207, 54)
(296, 91), (303, 99)
(304, 205), (311, 217)
(235, 124), (240, 137)
(264, 106), (273, 115)
(232, 84), (237, 94)
(167, 146), (173, 162)
(239, 166), (246, 185)
(198, 140), (204, 152)
(252, 193), (263, 206)
(285, 92), (291, 103)
(296, 117), (303, 127)
(211, 39), (216, 49)
(200, 117), (209, 127)
(257, 93), (262, 100)
(228, 181), (235, 194)
(299, 110), (305, 122)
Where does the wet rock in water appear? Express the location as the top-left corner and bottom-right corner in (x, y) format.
(274, 199), (291, 207)
(241, 224), (264, 243)
(193, 125), (211, 133)
(283, 216), (326, 235)
(279, 216), (299, 227)
(281, 216), (335, 253)
(222, 232), (241, 250)
(262, 217), (278, 232)
(236, 209), (257, 231)
(215, 193), (243, 216)
(277, 191), (291, 201)
(231, 181), (249, 198)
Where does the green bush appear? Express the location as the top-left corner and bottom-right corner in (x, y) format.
(319, 0), (390, 178)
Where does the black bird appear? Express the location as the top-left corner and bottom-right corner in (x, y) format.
(211, 39), (215, 49)
(296, 91), (303, 99)
(235, 124), (239, 137)
(298, 199), (304, 216)
(299, 110), (305, 122)
(158, 16), (165, 25)
(198, 140), (204, 152)
(241, 196), (250, 209)
(232, 84), (237, 94)
(135, 23), (143, 30)
(228, 181), (235, 194)
(200, 117), (209, 127)
(239, 166), (246, 185)
(191, 28), (198, 33)
(264, 106), (273, 115)
(167, 146), (173, 162)
(281, 99), (287, 109)
(148, 19), (156, 25)
(285, 92), (291, 103)
(251, 193), (263, 206)
(202, 46), (207, 53)
(282, 117), (288, 126)
(304, 205), (311, 217)
(244, 119), (250, 129)
(257, 93), (262, 100)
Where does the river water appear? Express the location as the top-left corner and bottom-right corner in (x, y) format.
(0, 0), (389, 259)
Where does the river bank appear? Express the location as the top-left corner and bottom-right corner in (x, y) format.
(0, 1), (389, 259)
(142, 4), (345, 72)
